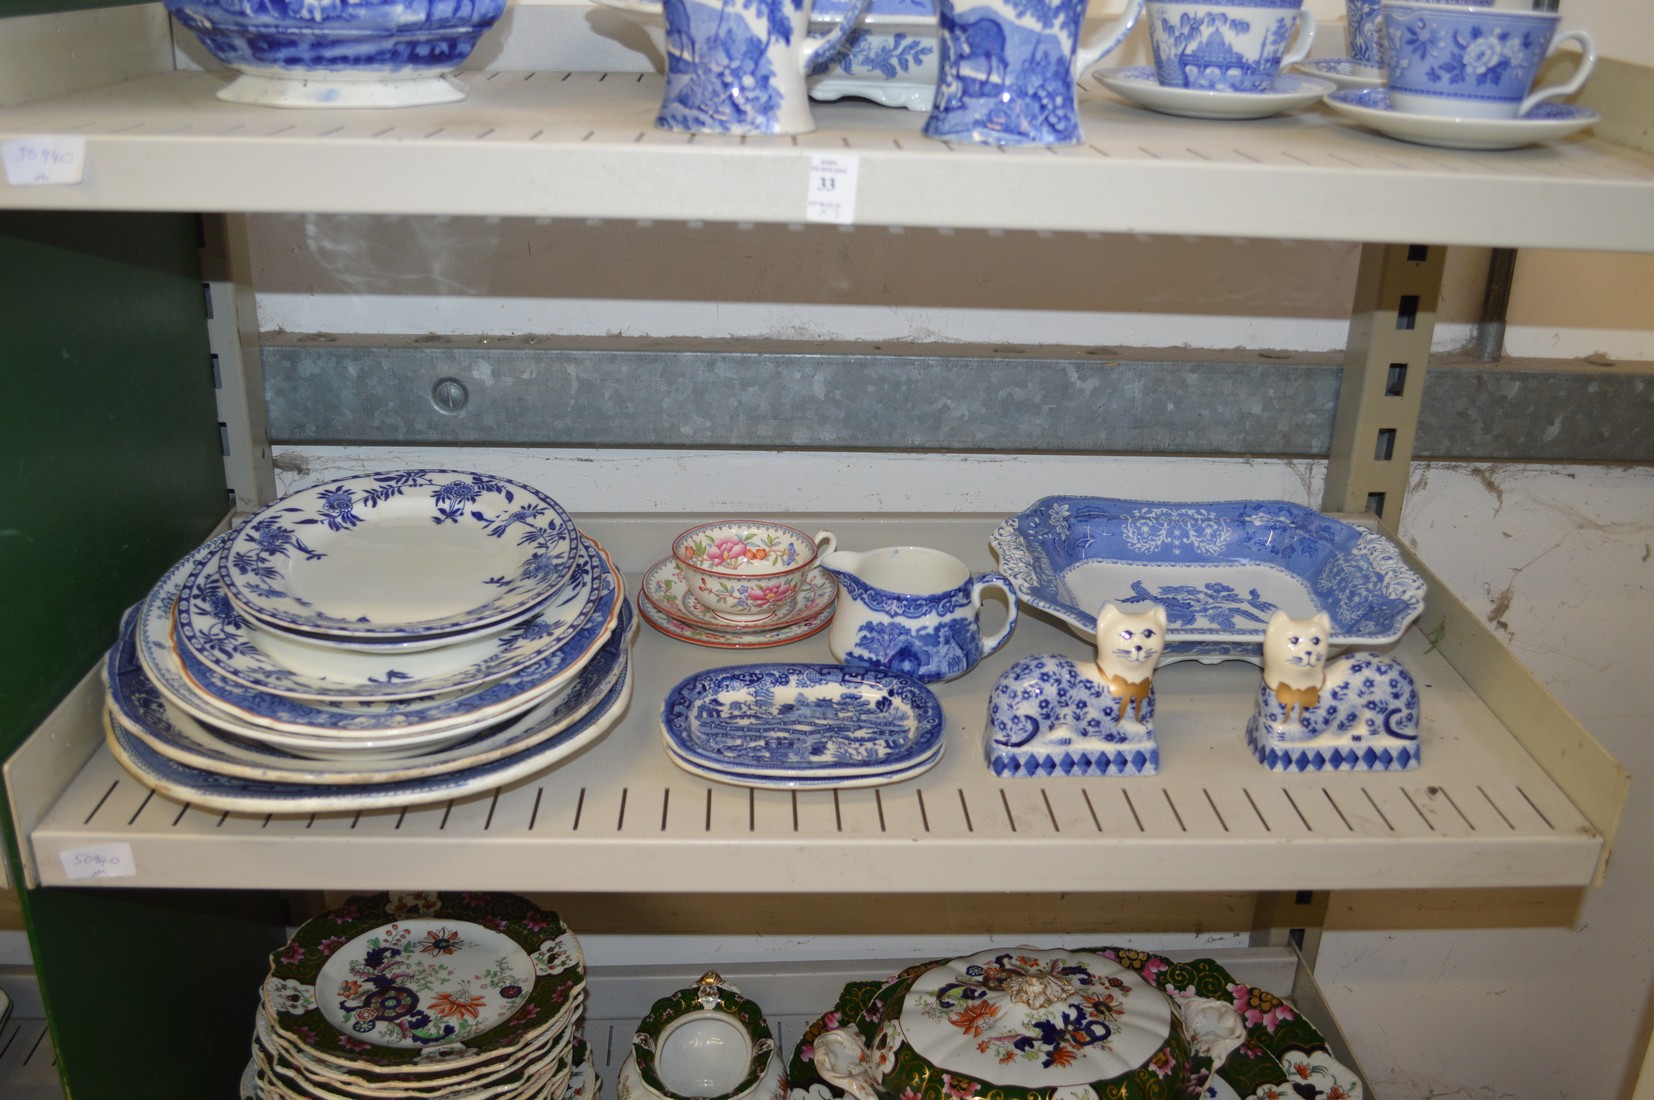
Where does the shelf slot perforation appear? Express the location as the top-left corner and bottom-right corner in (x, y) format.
(1400, 788), (1437, 831)
(1516, 785), (1555, 829)
(1122, 789), (1144, 832)
(1162, 789), (1186, 832)
(82, 780), (118, 825)
(1322, 789), (1354, 832)
(615, 788), (628, 831)
(1243, 788), (1271, 832)
(125, 789), (154, 826)
(1281, 789), (1313, 832)
(916, 788), (930, 832)
(1477, 785), (1516, 830)
(1041, 789), (1060, 833)
(1437, 786), (1475, 830)
(660, 787), (670, 831)
(1081, 788), (1102, 832)
(1361, 788), (1394, 831)
(999, 788), (1018, 833)
(1204, 789), (1229, 832)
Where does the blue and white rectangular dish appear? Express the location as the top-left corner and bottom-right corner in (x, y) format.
(990, 497), (1427, 665)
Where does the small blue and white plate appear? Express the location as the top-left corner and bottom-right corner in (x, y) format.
(1097, 66), (1335, 121)
(661, 663), (944, 779)
(1324, 88), (1599, 151)
(1292, 56), (1384, 90)
(219, 469), (582, 641)
(177, 534), (607, 702)
(663, 741), (940, 790)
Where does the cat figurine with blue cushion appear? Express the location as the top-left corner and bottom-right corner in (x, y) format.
(1247, 610), (1422, 772)
(985, 602), (1166, 777)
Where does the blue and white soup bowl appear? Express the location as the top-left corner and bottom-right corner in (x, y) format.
(1378, 0), (1596, 119)
(166, 0), (506, 107)
(820, 546), (1018, 684)
(1146, 0), (1317, 94)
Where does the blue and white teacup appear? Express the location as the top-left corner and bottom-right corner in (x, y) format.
(657, 0), (874, 133)
(1346, 0), (1382, 67)
(921, 0), (1146, 145)
(820, 546), (1019, 684)
(1378, 0), (1596, 119)
(1146, 0), (1317, 93)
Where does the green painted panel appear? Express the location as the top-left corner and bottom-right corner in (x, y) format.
(0, 212), (266, 1098)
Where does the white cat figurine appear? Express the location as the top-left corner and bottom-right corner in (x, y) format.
(1248, 610), (1421, 772)
(985, 603), (1167, 777)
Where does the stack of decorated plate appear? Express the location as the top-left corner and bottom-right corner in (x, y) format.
(101, 470), (633, 814)
(249, 891), (591, 1100)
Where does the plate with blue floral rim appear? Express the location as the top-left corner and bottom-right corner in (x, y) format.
(137, 535), (623, 746)
(637, 589), (834, 649)
(989, 497), (1425, 665)
(177, 533), (608, 702)
(220, 470), (582, 641)
(1097, 67), (1335, 121)
(1291, 57), (1383, 90)
(644, 558), (837, 635)
(262, 892), (585, 1074)
(104, 654), (633, 813)
(661, 663), (944, 779)
(1323, 88), (1599, 151)
(108, 603), (632, 782)
(663, 741), (940, 790)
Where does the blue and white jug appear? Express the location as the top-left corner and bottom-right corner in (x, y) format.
(658, 0), (875, 133)
(923, 0), (1147, 144)
(820, 545), (1019, 683)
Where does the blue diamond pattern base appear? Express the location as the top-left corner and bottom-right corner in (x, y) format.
(1246, 717), (1420, 773)
(989, 746), (1160, 778)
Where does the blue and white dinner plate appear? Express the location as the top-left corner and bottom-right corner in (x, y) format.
(138, 536), (625, 745)
(1323, 87), (1599, 151)
(990, 496), (1426, 664)
(109, 603), (632, 777)
(178, 533), (608, 701)
(661, 663), (945, 779)
(219, 469), (582, 641)
(105, 655), (634, 814)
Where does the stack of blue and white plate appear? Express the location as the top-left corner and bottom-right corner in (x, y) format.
(102, 470), (633, 814)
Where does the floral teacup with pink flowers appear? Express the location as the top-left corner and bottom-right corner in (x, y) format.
(672, 521), (837, 621)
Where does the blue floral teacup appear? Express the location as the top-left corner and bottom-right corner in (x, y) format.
(1346, 0), (1382, 67)
(657, 0), (875, 133)
(820, 545), (1018, 683)
(1146, 0), (1317, 93)
(1378, 1), (1596, 119)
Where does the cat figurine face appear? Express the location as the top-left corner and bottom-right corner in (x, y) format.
(1095, 603), (1167, 684)
(1263, 611), (1333, 692)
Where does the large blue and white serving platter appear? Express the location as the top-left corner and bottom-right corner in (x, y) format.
(178, 534), (608, 701)
(104, 656), (634, 814)
(661, 663), (944, 779)
(990, 497), (1426, 665)
(108, 604), (632, 778)
(138, 536), (624, 748)
(220, 470), (581, 641)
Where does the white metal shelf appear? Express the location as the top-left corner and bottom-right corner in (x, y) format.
(0, 1017), (61, 1100)
(18, 516), (1607, 894)
(2, 68), (1653, 248)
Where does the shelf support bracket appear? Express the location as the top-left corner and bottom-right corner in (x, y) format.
(199, 213), (276, 513)
(1250, 890), (1331, 969)
(1321, 242), (1447, 531)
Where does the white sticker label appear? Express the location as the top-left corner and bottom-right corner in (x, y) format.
(3, 135), (87, 187)
(60, 842), (137, 881)
(805, 154), (860, 225)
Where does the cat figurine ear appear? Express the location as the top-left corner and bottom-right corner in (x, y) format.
(985, 602), (1166, 777)
(1249, 610), (1422, 772)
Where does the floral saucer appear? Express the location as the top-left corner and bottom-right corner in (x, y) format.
(644, 558), (837, 634)
(1097, 66), (1335, 120)
(1324, 88), (1599, 150)
(638, 591), (834, 649)
(1291, 57), (1383, 90)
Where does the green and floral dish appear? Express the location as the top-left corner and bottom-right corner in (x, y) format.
(264, 891), (585, 1071)
(634, 972), (778, 1100)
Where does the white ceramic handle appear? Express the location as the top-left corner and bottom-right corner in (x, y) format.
(1519, 29), (1596, 116)
(802, 0), (875, 74)
(811, 1030), (882, 1100)
(1279, 9), (1317, 69)
(810, 529), (837, 560)
(971, 571), (1020, 659)
(1072, 0), (1149, 79)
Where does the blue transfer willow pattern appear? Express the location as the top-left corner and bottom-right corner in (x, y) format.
(1148, 1), (1306, 93)
(824, 562), (1019, 684)
(164, 0), (504, 74)
(661, 663), (943, 775)
(658, 0), (793, 133)
(989, 497), (1426, 661)
(809, 28), (935, 77)
(1345, 0), (1381, 65)
(924, 4), (1080, 145)
(223, 470), (579, 640)
(139, 536), (624, 736)
(1381, 3), (1553, 111)
(179, 537), (607, 702)
(1246, 653), (1420, 772)
(986, 653), (1158, 777)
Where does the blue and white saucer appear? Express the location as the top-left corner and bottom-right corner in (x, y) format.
(1324, 88), (1600, 151)
(1292, 57), (1383, 90)
(1097, 66), (1335, 121)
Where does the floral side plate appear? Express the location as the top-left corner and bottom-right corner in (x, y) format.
(220, 469), (581, 640)
(661, 663), (944, 778)
(638, 591), (833, 649)
(788, 947), (1364, 1100)
(263, 891), (584, 1070)
(645, 558), (837, 634)
(990, 497), (1425, 664)
(177, 535), (605, 702)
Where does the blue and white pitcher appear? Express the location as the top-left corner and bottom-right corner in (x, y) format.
(820, 546), (1019, 683)
(658, 0), (875, 133)
(923, 0), (1147, 144)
